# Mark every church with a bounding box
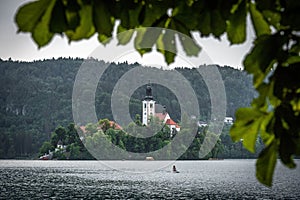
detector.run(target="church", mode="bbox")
[141,83,180,134]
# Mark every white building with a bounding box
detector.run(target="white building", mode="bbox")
[198,121,208,127]
[142,83,180,134]
[224,117,234,125]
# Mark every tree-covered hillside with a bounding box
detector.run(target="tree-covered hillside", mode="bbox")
[0,58,255,158]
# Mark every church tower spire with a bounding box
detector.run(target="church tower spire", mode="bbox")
[144,81,153,100]
[142,82,155,125]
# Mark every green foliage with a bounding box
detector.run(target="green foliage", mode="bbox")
[134,114,141,125]
[65,3,95,41]
[45,123,93,160]
[81,118,263,160]
[256,138,278,187]
[54,150,66,160]
[249,2,271,37]
[54,126,67,142]
[98,118,111,132]
[226,0,247,44]
[39,141,54,156]
[69,143,81,160]
[233,2,300,185]
[231,108,266,153]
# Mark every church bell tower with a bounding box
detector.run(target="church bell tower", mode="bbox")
[142,83,155,125]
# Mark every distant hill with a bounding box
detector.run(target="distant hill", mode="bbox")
[0,58,255,158]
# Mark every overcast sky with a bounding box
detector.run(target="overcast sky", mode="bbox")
[0,0,256,68]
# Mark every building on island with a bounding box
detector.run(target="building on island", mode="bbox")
[198,117,234,127]
[141,83,180,135]
[224,117,234,125]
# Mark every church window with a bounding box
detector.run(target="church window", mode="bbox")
[150,103,153,108]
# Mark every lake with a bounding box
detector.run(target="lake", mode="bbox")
[0,159,300,199]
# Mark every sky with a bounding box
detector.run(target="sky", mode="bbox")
[0,0,256,69]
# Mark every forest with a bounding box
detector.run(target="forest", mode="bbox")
[0,58,258,159]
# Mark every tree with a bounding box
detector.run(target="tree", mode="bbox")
[54,126,67,143]
[50,132,58,147]
[98,118,111,132]
[134,114,142,126]
[15,0,300,186]
[69,143,81,159]
[39,141,54,156]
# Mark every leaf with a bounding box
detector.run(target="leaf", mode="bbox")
[49,0,68,33]
[281,0,300,31]
[274,103,300,169]
[66,4,95,41]
[171,18,201,57]
[98,33,111,45]
[134,28,147,56]
[137,28,162,55]
[260,113,275,147]
[197,10,211,36]
[256,139,278,187]
[230,107,265,153]
[274,64,300,100]
[117,26,134,45]
[226,0,247,44]
[156,29,177,65]
[128,4,143,28]
[178,34,201,57]
[290,42,300,54]
[262,10,281,30]
[65,0,81,30]
[172,2,198,30]
[118,8,130,29]
[249,2,271,37]
[138,5,146,25]
[92,0,114,44]
[141,2,168,27]
[283,56,300,66]
[279,134,297,169]
[244,35,282,88]
[15,0,51,32]
[133,27,162,57]
[251,83,272,110]
[32,0,57,48]
[211,10,226,38]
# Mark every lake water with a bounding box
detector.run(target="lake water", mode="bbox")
[0,159,300,199]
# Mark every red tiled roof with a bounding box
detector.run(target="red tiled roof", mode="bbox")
[80,121,122,134]
[80,126,86,133]
[109,121,122,130]
[166,118,177,125]
[155,113,167,121]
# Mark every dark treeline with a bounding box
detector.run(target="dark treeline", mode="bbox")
[0,58,256,158]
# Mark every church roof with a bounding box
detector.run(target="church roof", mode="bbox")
[109,121,122,130]
[166,118,177,125]
[79,121,122,134]
[155,113,167,121]
[80,126,86,133]
[144,83,153,100]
